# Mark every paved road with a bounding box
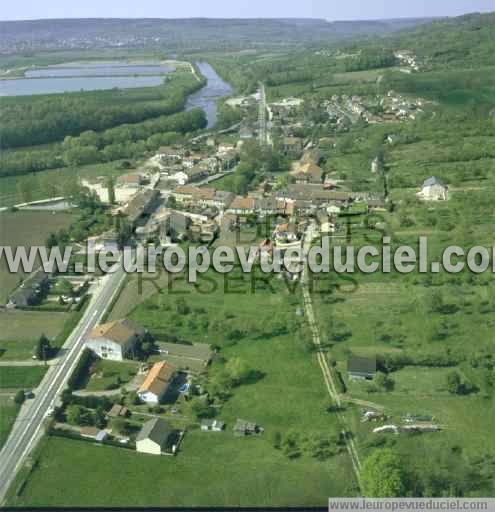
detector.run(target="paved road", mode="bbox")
[0,262,126,504]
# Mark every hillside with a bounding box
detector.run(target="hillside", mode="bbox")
[0,17,439,54]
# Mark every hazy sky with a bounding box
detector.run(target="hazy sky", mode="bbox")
[1,0,494,21]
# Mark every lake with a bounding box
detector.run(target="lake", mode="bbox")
[0,61,174,96]
[186,62,233,128]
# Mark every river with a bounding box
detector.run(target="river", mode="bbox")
[185,62,233,128]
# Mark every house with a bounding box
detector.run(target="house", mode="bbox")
[371,156,383,174]
[138,361,176,405]
[417,177,448,201]
[120,189,160,228]
[290,161,323,184]
[7,268,51,309]
[233,419,263,437]
[217,149,238,170]
[347,355,376,380]
[107,404,129,419]
[227,196,256,215]
[163,212,191,242]
[201,420,225,432]
[136,418,174,455]
[273,222,299,243]
[85,318,145,361]
[158,146,184,164]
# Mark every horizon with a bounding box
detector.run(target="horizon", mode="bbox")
[1,0,494,22]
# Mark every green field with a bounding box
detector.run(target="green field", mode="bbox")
[0,210,76,303]
[11,433,352,507]
[0,366,47,389]
[84,359,139,392]
[0,404,18,449]
[0,160,132,208]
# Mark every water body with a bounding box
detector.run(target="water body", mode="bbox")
[0,61,173,97]
[185,62,233,128]
[25,64,174,78]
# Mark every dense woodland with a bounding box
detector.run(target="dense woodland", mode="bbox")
[0,72,204,149]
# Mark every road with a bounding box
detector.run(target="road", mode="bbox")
[301,224,363,492]
[258,82,269,147]
[0,262,126,504]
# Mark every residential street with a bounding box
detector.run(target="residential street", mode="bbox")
[0,263,126,504]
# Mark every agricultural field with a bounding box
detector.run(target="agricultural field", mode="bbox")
[0,210,76,303]
[0,366,47,389]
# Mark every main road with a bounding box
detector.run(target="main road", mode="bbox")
[0,262,126,503]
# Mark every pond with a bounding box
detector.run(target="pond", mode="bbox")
[0,61,174,96]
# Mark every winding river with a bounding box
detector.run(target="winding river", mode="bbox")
[185,62,233,128]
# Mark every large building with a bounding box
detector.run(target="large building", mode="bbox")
[85,319,145,361]
[138,361,176,404]
[136,418,174,456]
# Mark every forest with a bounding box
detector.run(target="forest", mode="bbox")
[0,72,204,149]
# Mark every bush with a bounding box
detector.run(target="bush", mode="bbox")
[67,349,94,390]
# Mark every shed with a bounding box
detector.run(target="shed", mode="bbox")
[347,355,376,380]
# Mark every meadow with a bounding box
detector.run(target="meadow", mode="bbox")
[0,366,47,389]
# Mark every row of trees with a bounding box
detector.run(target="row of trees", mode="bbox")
[0,108,205,179]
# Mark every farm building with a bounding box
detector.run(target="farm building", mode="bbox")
[201,420,225,432]
[347,355,376,380]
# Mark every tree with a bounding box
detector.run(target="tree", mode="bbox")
[225,357,253,386]
[375,372,395,392]
[361,449,407,497]
[66,405,84,425]
[95,406,107,429]
[111,417,128,435]
[190,398,215,419]
[14,390,25,406]
[33,334,52,361]
[17,176,35,203]
[106,176,116,205]
[271,431,282,449]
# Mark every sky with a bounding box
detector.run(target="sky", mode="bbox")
[1,0,494,21]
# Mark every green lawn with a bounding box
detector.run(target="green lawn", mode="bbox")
[85,359,139,392]
[0,366,47,389]
[11,434,353,507]
[0,404,18,449]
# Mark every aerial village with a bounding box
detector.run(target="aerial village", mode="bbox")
[6,67,448,457]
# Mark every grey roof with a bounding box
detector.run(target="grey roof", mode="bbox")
[423,176,447,188]
[136,418,173,447]
[347,355,376,375]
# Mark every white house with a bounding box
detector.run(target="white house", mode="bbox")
[136,418,174,455]
[85,318,145,361]
[417,177,448,201]
[137,361,176,404]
